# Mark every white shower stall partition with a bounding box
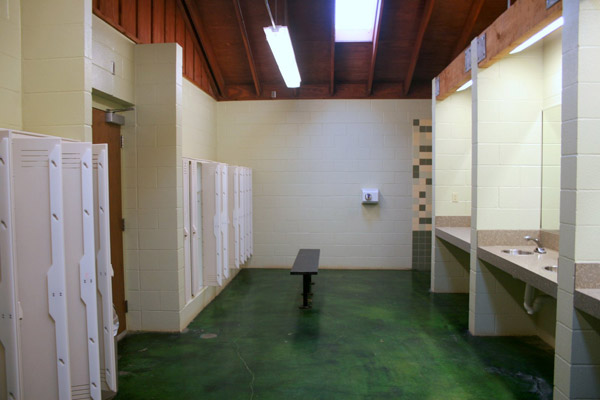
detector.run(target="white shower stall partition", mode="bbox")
[239,167,246,264]
[62,143,101,400]
[228,166,240,270]
[190,160,204,295]
[0,133,22,400]
[182,159,193,303]
[201,161,223,287]
[220,164,229,280]
[10,134,72,400]
[249,169,253,257]
[92,144,117,395]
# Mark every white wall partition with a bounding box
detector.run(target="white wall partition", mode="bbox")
[201,161,223,287]
[229,166,240,270]
[220,165,229,280]
[62,143,101,400]
[92,144,117,394]
[0,134,21,400]
[11,134,71,399]
[182,159,193,303]
[190,161,204,294]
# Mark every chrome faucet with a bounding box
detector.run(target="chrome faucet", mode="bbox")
[524,236,546,254]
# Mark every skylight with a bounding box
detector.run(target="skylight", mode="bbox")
[335,0,379,42]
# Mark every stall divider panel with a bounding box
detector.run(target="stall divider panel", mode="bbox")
[221,165,229,279]
[182,159,192,303]
[92,145,117,393]
[229,166,240,269]
[62,143,101,400]
[201,162,222,287]
[239,168,245,264]
[0,134,22,400]
[249,170,253,256]
[12,138,71,399]
[190,161,203,294]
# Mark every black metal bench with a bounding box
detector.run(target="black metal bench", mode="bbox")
[290,249,320,309]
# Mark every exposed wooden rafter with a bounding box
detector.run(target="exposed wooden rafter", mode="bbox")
[233,0,261,96]
[403,0,435,96]
[179,0,226,97]
[329,0,335,96]
[367,0,384,95]
[452,0,485,59]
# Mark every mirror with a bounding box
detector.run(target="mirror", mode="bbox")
[541,104,561,231]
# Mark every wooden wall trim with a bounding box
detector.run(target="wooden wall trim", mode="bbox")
[436,50,470,102]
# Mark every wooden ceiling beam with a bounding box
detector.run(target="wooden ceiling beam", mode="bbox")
[179,0,226,97]
[403,0,435,96]
[329,0,335,95]
[452,0,485,58]
[367,0,384,95]
[233,0,261,96]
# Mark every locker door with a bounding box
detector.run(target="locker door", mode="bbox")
[239,168,245,264]
[229,167,239,269]
[190,161,203,294]
[62,143,101,400]
[221,165,229,279]
[182,159,192,303]
[12,138,71,400]
[0,135,22,400]
[249,169,253,256]
[201,162,222,286]
[92,145,117,393]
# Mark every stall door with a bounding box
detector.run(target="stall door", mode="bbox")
[92,108,126,334]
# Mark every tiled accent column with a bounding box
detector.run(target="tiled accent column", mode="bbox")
[127,43,183,331]
[412,119,433,270]
[21,0,93,141]
[554,2,600,398]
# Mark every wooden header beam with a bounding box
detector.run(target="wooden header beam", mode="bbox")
[233,0,261,96]
[367,0,384,95]
[435,0,562,101]
[403,0,435,96]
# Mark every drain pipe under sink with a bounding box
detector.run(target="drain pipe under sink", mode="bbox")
[523,283,552,315]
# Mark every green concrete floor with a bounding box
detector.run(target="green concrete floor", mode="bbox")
[115,270,554,400]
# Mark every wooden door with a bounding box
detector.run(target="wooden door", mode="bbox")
[92,108,126,334]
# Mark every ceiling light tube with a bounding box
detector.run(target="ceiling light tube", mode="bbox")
[510,16,563,54]
[457,80,472,92]
[264,26,302,88]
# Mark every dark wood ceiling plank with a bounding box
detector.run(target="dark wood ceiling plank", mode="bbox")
[137,0,152,43]
[233,0,261,96]
[179,0,226,96]
[165,0,177,43]
[329,0,335,95]
[367,0,384,95]
[403,0,435,95]
[452,0,485,58]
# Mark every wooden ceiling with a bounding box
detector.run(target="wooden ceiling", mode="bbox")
[179,0,510,100]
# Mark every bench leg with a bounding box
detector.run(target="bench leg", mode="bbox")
[300,274,312,309]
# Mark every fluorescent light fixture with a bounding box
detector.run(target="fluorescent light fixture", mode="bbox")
[264,25,301,88]
[510,17,563,54]
[457,80,472,92]
[335,0,378,42]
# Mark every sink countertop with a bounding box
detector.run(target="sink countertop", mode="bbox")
[575,289,600,320]
[477,246,558,298]
[435,227,471,253]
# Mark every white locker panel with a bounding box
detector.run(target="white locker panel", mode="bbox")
[62,143,101,400]
[0,135,22,400]
[239,168,246,264]
[228,166,240,269]
[12,138,72,400]
[182,159,192,303]
[220,165,229,279]
[190,161,203,294]
[92,145,117,394]
[201,162,222,286]
[249,169,253,257]
[244,168,250,261]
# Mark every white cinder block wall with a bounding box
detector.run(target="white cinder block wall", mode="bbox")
[217,99,431,269]
[0,0,22,130]
[434,89,472,216]
[182,79,217,160]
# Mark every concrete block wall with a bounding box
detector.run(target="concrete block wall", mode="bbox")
[554,1,600,398]
[0,0,21,130]
[21,0,92,141]
[217,99,431,269]
[182,79,217,160]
